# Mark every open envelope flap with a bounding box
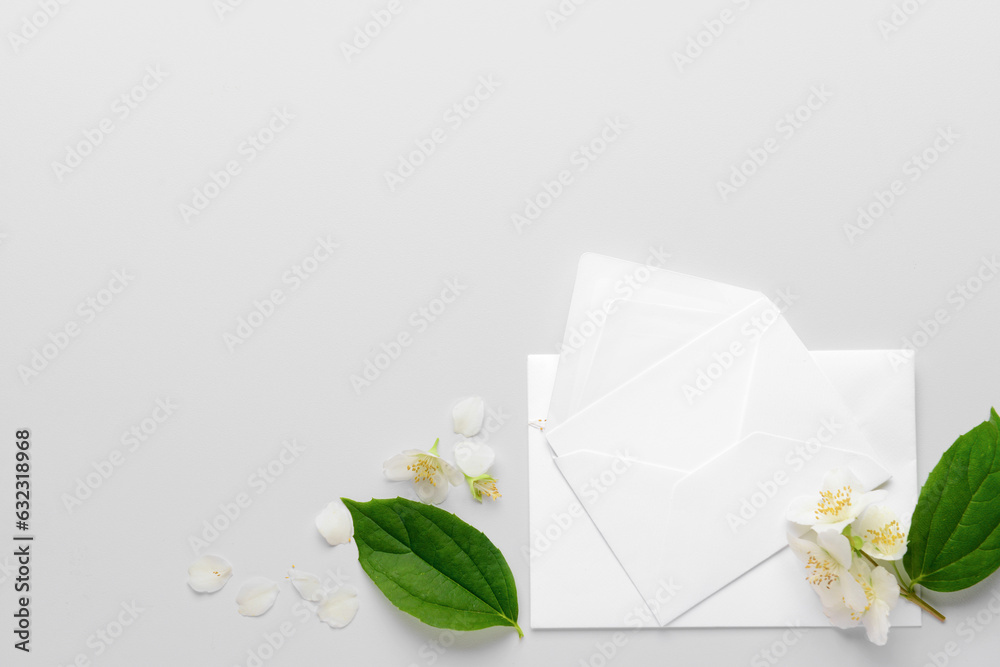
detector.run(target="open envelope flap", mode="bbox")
[549,253,762,427]
[546,298,891,488]
[578,300,731,412]
[545,300,765,470]
[737,305,890,490]
[555,433,889,626]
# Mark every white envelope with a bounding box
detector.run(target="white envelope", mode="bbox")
[528,350,920,628]
[532,255,913,627]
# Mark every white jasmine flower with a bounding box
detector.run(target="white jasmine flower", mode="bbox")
[786,468,887,532]
[787,531,867,612]
[821,558,900,646]
[187,554,233,593]
[452,396,484,437]
[287,567,324,602]
[315,501,353,546]
[467,474,502,503]
[236,576,279,617]
[383,439,462,504]
[454,440,495,477]
[318,587,359,628]
[852,505,908,561]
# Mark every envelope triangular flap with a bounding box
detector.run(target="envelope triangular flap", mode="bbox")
[545,299,769,471]
[578,299,731,413]
[737,308,890,490]
[548,253,763,427]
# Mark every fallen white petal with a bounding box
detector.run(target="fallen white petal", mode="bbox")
[236,577,279,617]
[452,396,484,438]
[454,440,495,477]
[288,568,324,602]
[318,587,359,628]
[188,554,233,593]
[315,501,353,546]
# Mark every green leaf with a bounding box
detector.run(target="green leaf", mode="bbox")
[904,408,1000,592]
[341,497,522,637]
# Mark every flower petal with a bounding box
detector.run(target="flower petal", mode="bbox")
[453,440,495,477]
[315,501,353,546]
[288,568,324,602]
[854,504,908,560]
[383,453,417,481]
[861,601,892,645]
[414,476,449,504]
[318,587,359,628]
[188,554,233,593]
[452,396,484,438]
[871,564,901,609]
[817,531,853,571]
[786,494,822,526]
[439,458,464,486]
[236,577,279,617]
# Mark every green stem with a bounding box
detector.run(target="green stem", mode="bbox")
[859,551,945,622]
[513,620,524,638]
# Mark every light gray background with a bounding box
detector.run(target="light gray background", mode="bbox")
[2,1,999,665]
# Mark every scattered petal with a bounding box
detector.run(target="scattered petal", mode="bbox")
[236,577,279,617]
[454,441,495,477]
[453,396,484,438]
[288,568,324,602]
[317,587,359,628]
[187,554,233,593]
[315,501,354,546]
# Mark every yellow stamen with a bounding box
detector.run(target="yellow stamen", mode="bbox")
[407,455,439,486]
[866,521,905,552]
[814,486,853,520]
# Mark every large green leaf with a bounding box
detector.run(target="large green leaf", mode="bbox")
[341,497,522,636]
[904,409,1000,592]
